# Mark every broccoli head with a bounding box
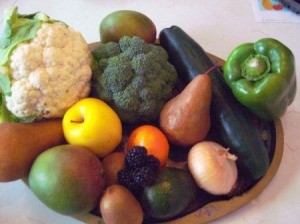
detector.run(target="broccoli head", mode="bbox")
[92,36,178,124]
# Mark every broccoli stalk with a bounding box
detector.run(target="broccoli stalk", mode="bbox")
[92,36,178,124]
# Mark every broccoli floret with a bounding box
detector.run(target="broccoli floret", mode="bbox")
[92,36,178,124]
[138,99,165,121]
[131,54,157,76]
[96,87,112,104]
[99,55,133,93]
[118,36,132,52]
[131,76,147,89]
[148,44,169,63]
[139,87,156,101]
[106,54,131,67]
[119,36,151,59]
[113,87,140,111]
[112,86,141,123]
[158,63,178,86]
[92,42,121,61]
[98,58,108,71]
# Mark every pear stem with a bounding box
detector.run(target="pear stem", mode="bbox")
[204,65,223,76]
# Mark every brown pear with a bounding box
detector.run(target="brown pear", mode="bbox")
[0,119,66,182]
[159,74,212,147]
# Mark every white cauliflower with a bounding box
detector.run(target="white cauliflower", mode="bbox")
[0,7,92,122]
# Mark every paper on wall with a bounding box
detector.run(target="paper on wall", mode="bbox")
[251,0,300,23]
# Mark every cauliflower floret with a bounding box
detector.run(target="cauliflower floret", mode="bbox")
[5,23,92,120]
[33,23,70,48]
[9,43,43,79]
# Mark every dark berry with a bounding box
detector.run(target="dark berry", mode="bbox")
[117,169,133,186]
[117,169,141,194]
[133,166,156,187]
[125,146,147,168]
[145,155,160,171]
[125,180,142,194]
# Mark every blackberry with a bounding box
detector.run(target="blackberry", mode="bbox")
[117,169,141,193]
[126,181,142,194]
[117,169,133,186]
[133,166,156,187]
[145,155,160,171]
[120,146,161,193]
[125,146,147,168]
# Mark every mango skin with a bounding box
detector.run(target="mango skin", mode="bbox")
[100,10,157,43]
[28,144,105,215]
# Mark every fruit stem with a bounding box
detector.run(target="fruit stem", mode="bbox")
[204,65,223,76]
[70,119,84,124]
[218,148,238,161]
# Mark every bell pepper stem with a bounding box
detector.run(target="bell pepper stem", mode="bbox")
[241,54,271,81]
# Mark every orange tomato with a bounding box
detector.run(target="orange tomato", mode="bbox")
[127,125,169,167]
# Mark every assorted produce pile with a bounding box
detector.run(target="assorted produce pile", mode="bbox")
[0,7,297,224]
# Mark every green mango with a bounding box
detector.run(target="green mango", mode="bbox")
[28,144,105,215]
[100,10,156,43]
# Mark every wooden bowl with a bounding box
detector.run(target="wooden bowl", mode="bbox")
[71,43,284,224]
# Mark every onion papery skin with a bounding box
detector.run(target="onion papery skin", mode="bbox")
[188,141,238,195]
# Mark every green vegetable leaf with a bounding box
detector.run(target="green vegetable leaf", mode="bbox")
[19,12,39,19]
[0,66,11,96]
[0,93,18,123]
[0,7,18,49]
[0,6,66,66]
[34,12,50,21]
[0,21,12,49]
[17,113,39,123]
[21,11,68,26]
[0,75,11,96]
[3,6,18,23]
[0,12,42,65]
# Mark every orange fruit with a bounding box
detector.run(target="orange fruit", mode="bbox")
[127,125,169,167]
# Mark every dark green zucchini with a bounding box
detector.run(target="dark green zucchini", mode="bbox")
[159,26,270,181]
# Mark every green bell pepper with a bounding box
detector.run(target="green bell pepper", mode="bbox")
[223,38,297,121]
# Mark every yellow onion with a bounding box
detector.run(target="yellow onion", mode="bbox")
[188,141,238,195]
